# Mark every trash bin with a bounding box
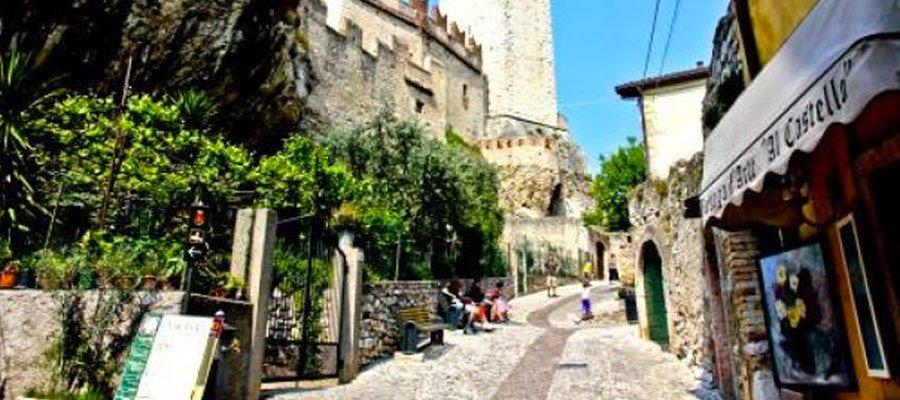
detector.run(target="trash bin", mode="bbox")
[402,321,419,354]
[623,292,638,323]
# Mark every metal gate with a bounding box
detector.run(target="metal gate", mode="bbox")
[262,219,345,382]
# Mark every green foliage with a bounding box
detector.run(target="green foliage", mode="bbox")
[39,290,147,398]
[702,68,746,131]
[37,94,253,241]
[583,136,647,231]
[252,135,356,218]
[0,51,60,251]
[171,89,217,131]
[323,113,504,280]
[23,234,184,290]
[25,388,108,400]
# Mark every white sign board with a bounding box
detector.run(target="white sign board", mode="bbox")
[115,314,216,400]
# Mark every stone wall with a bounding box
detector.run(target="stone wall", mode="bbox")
[0,290,185,399]
[628,154,709,368]
[302,0,488,141]
[358,278,511,366]
[503,217,595,276]
[605,232,636,285]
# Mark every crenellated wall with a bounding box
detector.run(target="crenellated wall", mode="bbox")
[302,0,487,140]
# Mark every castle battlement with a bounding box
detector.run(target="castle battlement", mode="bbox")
[477,137,557,151]
[319,0,483,71]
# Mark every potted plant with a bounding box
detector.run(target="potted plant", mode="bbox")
[0,261,20,289]
[0,240,18,289]
[29,249,76,290]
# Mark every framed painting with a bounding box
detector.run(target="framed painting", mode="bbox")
[758,242,853,388]
[836,214,890,378]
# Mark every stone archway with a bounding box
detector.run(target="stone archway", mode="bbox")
[595,241,606,280]
[640,241,670,348]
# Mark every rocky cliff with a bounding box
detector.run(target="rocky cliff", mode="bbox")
[0,0,316,149]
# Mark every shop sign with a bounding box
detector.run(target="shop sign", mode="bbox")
[701,53,855,219]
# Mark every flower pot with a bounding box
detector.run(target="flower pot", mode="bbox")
[209,287,227,298]
[160,278,176,291]
[0,270,18,289]
[141,275,159,291]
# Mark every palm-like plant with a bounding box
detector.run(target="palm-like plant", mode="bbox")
[174,89,217,131]
[0,52,60,248]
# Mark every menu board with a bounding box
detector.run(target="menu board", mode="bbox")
[114,314,217,400]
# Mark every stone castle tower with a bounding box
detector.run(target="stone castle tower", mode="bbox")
[442,0,597,277]
[439,0,559,137]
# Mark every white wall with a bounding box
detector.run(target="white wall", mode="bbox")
[641,80,706,179]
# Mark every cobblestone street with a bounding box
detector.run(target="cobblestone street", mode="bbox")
[265,283,717,400]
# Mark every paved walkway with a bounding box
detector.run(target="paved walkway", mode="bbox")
[265,282,717,400]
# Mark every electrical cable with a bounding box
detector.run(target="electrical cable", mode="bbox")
[658,0,683,75]
[642,0,664,78]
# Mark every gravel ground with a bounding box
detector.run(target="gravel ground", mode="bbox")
[264,282,718,400]
[265,284,584,400]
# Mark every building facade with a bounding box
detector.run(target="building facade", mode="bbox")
[614,67,714,378]
[698,1,900,398]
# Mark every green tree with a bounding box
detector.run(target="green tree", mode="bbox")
[323,114,504,280]
[583,136,646,231]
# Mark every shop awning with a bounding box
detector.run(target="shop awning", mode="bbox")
[699,0,900,225]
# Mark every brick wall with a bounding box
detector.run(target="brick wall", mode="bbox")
[713,229,776,400]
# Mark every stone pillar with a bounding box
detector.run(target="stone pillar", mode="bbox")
[336,231,364,383]
[246,209,276,400]
[230,209,255,280]
[714,229,773,400]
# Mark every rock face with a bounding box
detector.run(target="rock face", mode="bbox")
[627,154,710,370]
[1,0,313,149]
[0,290,185,399]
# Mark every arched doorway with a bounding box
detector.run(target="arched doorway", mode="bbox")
[595,241,605,280]
[641,241,669,348]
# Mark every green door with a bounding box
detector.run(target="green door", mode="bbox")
[642,243,669,348]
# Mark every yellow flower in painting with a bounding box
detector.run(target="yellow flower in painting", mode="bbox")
[788,304,802,328]
[796,299,806,318]
[775,300,788,320]
[776,265,788,285]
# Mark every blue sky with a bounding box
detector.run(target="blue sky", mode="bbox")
[552,0,729,173]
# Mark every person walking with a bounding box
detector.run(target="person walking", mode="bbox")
[608,254,619,282]
[545,250,559,297]
[579,278,593,322]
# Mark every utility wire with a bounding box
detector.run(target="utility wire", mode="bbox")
[658,0,683,76]
[642,0,664,78]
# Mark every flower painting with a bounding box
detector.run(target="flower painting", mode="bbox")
[759,243,852,388]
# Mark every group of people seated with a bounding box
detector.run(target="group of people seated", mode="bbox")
[440,279,510,334]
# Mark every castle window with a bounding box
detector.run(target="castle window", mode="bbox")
[462,84,469,110]
[415,99,425,114]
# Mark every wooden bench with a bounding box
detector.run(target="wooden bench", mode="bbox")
[398,306,448,353]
